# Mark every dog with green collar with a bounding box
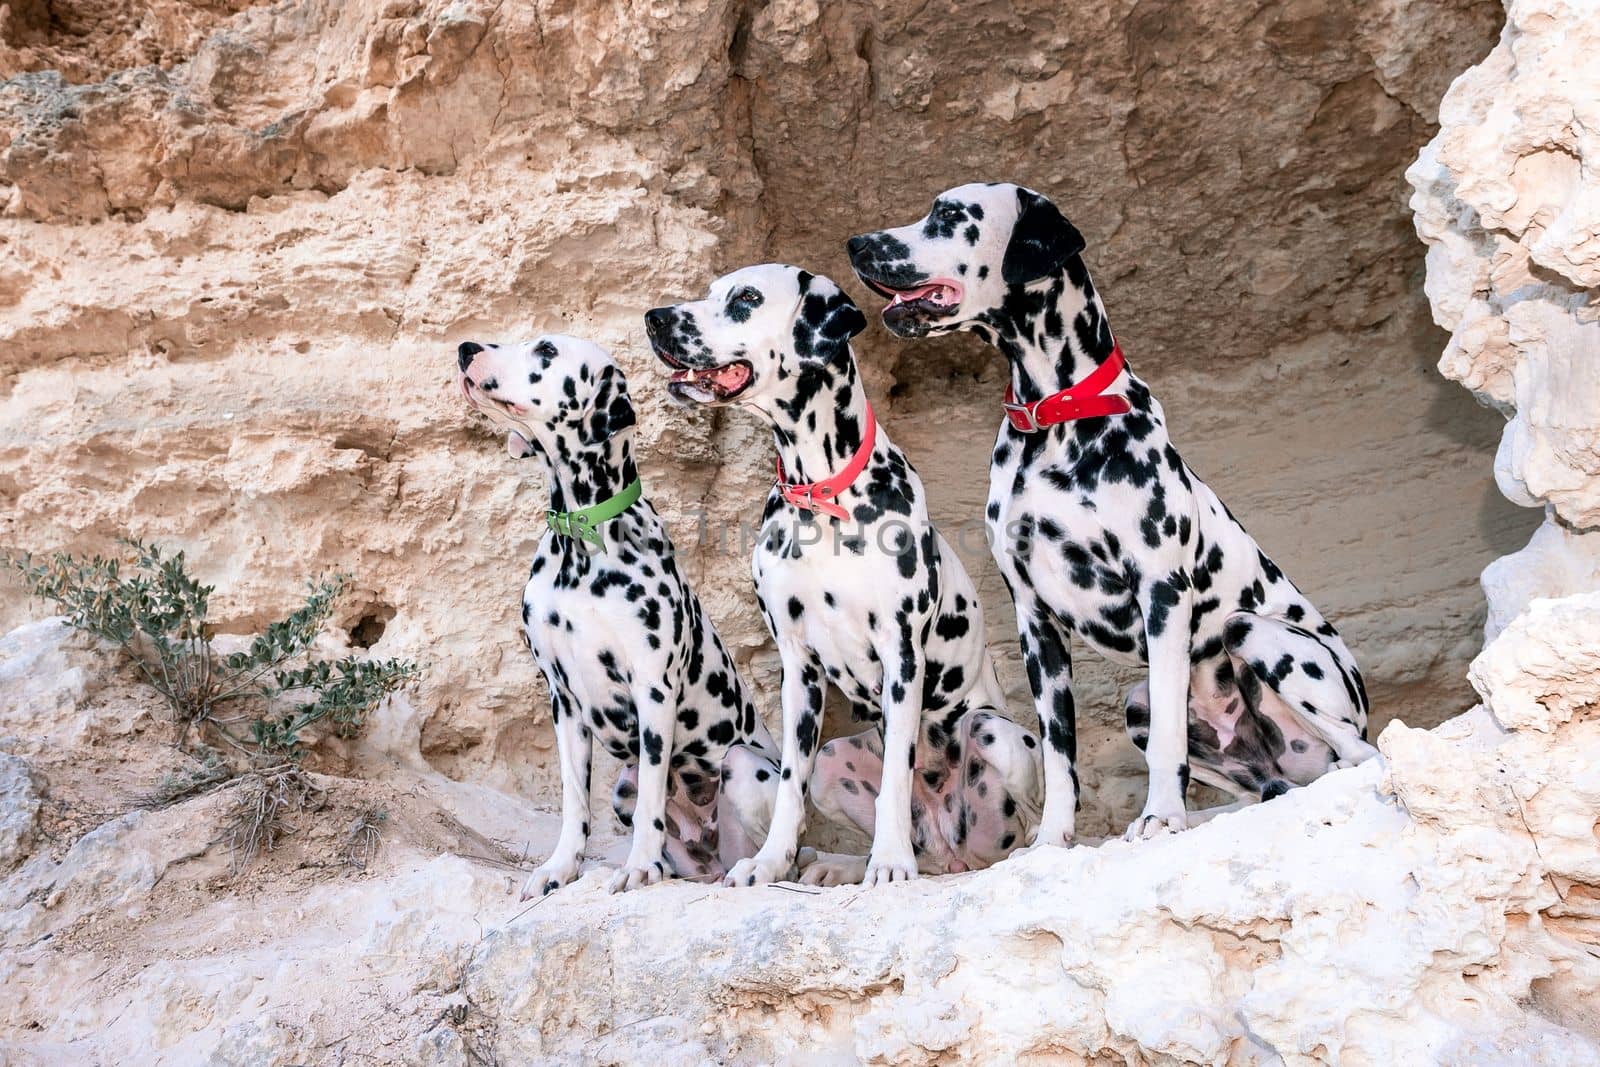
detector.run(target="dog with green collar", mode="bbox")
[456,333,778,896]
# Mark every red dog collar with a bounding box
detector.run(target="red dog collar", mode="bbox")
[1003,342,1131,432]
[776,402,877,522]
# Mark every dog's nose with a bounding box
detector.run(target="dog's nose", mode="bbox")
[643,308,673,341]
[457,341,483,372]
[846,234,872,262]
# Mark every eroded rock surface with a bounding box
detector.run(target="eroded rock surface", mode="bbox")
[0,752,39,870]
[1409,0,1600,629]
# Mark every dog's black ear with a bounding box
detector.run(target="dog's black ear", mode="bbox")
[823,293,868,342]
[506,430,537,459]
[583,363,636,443]
[1001,187,1085,286]
[794,271,867,358]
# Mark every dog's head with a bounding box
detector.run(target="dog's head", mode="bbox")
[645,263,867,415]
[455,333,635,459]
[845,182,1084,338]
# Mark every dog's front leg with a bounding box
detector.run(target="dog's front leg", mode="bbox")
[1014,596,1079,849]
[864,624,922,885]
[1125,572,1196,841]
[723,644,823,887]
[522,685,592,898]
[609,684,676,892]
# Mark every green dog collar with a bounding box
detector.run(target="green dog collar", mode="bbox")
[546,478,642,550]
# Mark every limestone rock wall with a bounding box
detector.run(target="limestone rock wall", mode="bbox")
[1408,0,1600,636]
[3,3,1600,1062]
[0,0,1522,831]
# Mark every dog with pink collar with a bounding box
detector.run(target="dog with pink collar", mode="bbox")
[647,264,1044,887]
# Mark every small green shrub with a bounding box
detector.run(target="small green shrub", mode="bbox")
[4,539,419,766]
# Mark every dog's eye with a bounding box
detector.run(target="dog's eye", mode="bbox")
[938,204,964,223]
[729,287,763,308]
[534,341,558,360]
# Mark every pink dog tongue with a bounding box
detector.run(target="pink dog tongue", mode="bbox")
[670,363,750,394]
[711,363,750,392]
[888,282,956,308]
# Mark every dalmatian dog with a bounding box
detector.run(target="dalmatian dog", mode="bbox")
[456,334,780,895]
[847,183,1377,845]
[645,265,1044,887]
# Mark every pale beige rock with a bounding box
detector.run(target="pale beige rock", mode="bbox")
[0,752,39,869]
[0,618,117,753]
[1468,590,1600,733]
[0,803,220,946]
[1409,0,1600,540]
[1482,517,1600,639]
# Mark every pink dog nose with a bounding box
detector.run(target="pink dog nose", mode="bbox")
[457,341,483,372]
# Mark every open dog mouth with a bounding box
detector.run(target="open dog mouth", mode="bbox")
[664,359,754,403]
[859,276,964,332]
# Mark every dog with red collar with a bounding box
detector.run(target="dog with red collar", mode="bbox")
[848,182,1378,847]
[647,264,1044,887]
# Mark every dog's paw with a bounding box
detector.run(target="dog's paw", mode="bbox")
[520,856,581,900]
[722,851,792,887]
[862,847,918,887]
[1022,819,1075,851]
[606,857,669,894]
[797,851,869,887]
[1123,809,1189,842]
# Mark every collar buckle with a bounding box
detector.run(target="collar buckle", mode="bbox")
[775,402,877,523]
[1003,400,1041,434]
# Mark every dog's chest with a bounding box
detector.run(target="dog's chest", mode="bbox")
[522,535,679,720]
[753,523,891,701]
[987,432,1178,666]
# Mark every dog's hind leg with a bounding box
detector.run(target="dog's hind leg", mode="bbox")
[1223,612,1378,775]
[611,764,639,828]
[807,728,884,838]
[522,684,592,899]
[794,729,881,885]
[1123,679,1270,805]
[962,708,1044,833]
[617,756,742,882]
[716,742,779,868]
[660,763,724,883]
